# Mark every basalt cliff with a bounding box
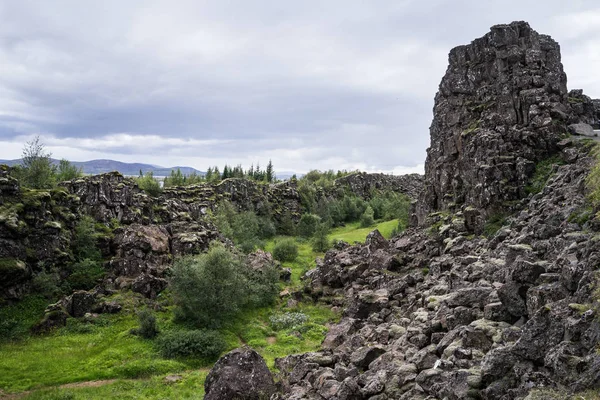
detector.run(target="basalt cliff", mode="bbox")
[203,21,600,400]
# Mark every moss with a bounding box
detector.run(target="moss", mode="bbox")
[568,206,594,226]
[586,144,600,208]
[461,120,481,137]
[568,303,591,314]
[483,212,508,238]
[43,221,62,230]
[526,155,564,195]
[0,258,27,275]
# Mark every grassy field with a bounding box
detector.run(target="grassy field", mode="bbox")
[0,219,397,399]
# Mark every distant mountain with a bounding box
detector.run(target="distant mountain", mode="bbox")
[0,158,204,177]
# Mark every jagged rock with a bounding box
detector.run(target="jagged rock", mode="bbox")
[131,274,168,299]
[416,21,568,229]
[204,347,276,400]
[350,346,386,370]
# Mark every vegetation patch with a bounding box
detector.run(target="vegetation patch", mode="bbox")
[526,155,564,195]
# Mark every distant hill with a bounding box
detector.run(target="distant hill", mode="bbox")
[0,158,204,177]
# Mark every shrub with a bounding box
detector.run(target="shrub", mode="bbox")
[269,312,308,330]
[312,223,331,253]
[56,159,82,182]
[272,238,299,262]
[136,309,159,339]
[72,216,101,261]
[170,244,278,327]
[170,245,247,327]
[297,213,320,238]
[136,172,162,197]
[156,330,226,360]
[360,205,375,228]
[19,136,57,189]
[277,212,296,236]
[66,258,104,290]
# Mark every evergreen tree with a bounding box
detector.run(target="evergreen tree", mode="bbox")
[266,159,274,183]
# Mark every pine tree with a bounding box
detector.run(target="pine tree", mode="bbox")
[266,160,274,183]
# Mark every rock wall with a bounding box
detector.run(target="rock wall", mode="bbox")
[416,21,569,229]
[334,172,423,200]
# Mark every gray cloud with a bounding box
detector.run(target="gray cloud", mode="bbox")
[0,0,598,173]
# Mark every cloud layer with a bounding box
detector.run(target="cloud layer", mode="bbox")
[0,0,598,174]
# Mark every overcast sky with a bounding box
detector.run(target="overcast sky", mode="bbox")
[0,1,598,174]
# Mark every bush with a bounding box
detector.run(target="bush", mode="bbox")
[312,223,330,253]
[170,245,247,327]
[136,172,162,197]
[72,216,101,261]
[66,258,104,290]
[360,205,375,228]
[56,159,82,182]
[136,309,158,339]
[170,244,279,327]
[19,136,57,189]
[269,312,308,330]
[272,238,299,262]
[156,330,225,360]
[297,213,320,238]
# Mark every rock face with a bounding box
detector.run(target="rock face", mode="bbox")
[334,173,424,201]
[416,21,569,229]
[204,347,276,400]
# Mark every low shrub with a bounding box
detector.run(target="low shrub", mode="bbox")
[156,330,226,360]
[272,238,299,262]
[136,309,158,339]
[269,312,308,330]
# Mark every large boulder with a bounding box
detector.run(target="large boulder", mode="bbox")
[204,347,276,400]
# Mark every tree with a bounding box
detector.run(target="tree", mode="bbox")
[136,172,162,197]
[169,244,278,327]
[360,205,375,228]
[297,213,320,238]
[312,223,330,253]
[266,160,274,183]
[56,159,82,182]
[20,136,56,189]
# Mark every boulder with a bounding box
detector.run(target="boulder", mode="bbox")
[204,347,276,400]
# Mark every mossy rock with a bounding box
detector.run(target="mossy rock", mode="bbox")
[0,258,29,287]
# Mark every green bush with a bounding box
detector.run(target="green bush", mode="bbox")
[156,330,226,360]
[135,309,159,339]
[297,213,320,238]
[66,259,104,290]
[72,216,101,261]
[272,238,299,262]
[136,172,162,197]
[360,205,375,228]
[170,244,278,327]
[18,136,57,189]
[526,155,564,195]
[56,159,82,182]
[312,223,331,253]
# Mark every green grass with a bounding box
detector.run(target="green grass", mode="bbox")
[328,219,399,244]
[0,295,49,341]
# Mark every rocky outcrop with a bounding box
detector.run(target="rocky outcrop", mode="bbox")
[416,21,569,230]
[334,173,423,200]
[275,140,600,399]
[204,347,276,400]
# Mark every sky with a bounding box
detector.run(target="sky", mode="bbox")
[0,1,598,175]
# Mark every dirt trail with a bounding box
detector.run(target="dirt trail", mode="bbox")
[0,379,118,399]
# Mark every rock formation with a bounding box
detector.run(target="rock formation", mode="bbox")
[416,21,570,230]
